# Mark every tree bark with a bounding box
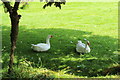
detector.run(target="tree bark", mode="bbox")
[8,6,21,75]
[8,13,21,74]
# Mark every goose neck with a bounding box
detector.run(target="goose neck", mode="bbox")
[85,42,88,49]
[46,38,50,45]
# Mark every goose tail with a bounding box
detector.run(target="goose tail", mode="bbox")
[31,44,35,48]
[31,44,35,46]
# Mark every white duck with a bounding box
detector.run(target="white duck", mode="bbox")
[31,35,53,52]
[76,39,90,54]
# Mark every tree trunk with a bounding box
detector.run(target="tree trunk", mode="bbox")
[8,12,21,74]
[2,0,21,75]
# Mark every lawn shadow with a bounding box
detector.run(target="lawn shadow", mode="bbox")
[2,25,118,77]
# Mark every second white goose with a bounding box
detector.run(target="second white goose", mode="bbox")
[76,39,90,54]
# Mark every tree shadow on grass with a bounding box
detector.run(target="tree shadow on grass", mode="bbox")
[2,25,118,77]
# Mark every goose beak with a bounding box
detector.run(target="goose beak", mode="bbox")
[51,35,53,38]
[87,42,90,46]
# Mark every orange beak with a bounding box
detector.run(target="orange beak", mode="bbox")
[51,35,53,38]
[87,42,90,46]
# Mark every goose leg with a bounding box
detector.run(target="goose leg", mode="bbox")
[77,52,80,55]
[74,49,80,55]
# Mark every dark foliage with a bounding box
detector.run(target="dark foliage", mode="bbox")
[102,65,120,75]
[20,2,28,9]
[43,0,66,9]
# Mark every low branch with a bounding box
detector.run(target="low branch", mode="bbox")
[1,0,12,14]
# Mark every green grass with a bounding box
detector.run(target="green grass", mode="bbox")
[1,2,119,78]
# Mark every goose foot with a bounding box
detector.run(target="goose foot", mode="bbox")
[77,52,85,55]
[81,53,84,55]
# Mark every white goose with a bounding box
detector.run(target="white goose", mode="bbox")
[76,39,90,54]
[31,35,53,52]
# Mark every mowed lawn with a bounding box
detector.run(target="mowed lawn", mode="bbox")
[1,2,119,78]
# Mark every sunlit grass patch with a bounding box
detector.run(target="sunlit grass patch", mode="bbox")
[1,2,119,78]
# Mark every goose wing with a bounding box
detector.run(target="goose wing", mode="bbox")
[34,43,50,51]
[76,43,86,53]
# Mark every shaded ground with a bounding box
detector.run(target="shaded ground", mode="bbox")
[2,25,118,77]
